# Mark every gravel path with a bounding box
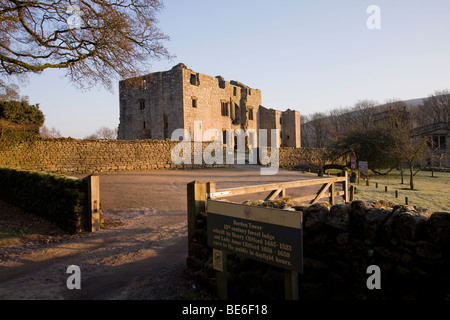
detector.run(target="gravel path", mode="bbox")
[0,165,322,300]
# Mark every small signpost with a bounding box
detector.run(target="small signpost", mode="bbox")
[358,160,368,185]
[358,161,368,173]
[207,200,303,300]
[350,152,357,170]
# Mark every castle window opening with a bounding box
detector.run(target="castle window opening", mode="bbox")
[163,114,169,139]
[432,135,446,150]
[139,100,146,111]
[248,107,254,120]
[233,87,237,96]
[221,101,229,117]
[192,97,198,108]
[190,73,199,86]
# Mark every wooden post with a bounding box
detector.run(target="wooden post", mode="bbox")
[207,182,228,299]
[285,270,299,300]
[405,197,409,205]
[206,182,216,198]
[349,186,355,202]
[376,182,378,188]
[329,183,335,205]
[395,190,398,198]
[385,186,388,193]
[216,251,228,300]
[87,175,100,232]
[187,181,206,256]
[343,171,349,203]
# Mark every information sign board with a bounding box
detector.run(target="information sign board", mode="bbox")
[207,200,303,273]
[359,161,368,173]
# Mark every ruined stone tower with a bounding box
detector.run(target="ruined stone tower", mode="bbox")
[118,63,301,148]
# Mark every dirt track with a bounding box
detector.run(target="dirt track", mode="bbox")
[0,165,324,300]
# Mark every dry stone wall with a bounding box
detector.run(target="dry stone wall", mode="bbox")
[0,139,338,174]
[279,147,342,169]
[0,139,230,174]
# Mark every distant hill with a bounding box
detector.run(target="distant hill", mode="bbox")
[402,98,426,107]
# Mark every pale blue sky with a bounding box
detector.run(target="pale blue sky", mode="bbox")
[17,0,450,138]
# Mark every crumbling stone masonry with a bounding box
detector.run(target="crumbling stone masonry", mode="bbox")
[118,63,301,148]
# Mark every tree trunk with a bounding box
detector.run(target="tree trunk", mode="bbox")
[400,167,404,184]
[409,164,414,190]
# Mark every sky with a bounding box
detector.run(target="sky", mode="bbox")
[16,0,450,139]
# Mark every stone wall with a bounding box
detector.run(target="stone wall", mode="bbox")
[0,139,229,174]
[259,106,282,148]
[118,65,185,140]
[187,198,450,300]
[278,147,342,168]
[182,66,262,141]
[0,137,338,174]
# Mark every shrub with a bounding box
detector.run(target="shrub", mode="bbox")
[0,167,91,232]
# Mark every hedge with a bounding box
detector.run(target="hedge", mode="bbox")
[0,167,91,233]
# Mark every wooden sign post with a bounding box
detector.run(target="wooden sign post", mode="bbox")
[87,175,100,232]
[358,161,368,185]
[207,199,303,300]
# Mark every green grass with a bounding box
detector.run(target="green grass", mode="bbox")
[0,231,23,246]
[350,170,449,213]
[0,229,45,246]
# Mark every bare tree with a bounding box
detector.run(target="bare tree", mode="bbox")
[327,106,350,144]
[415,90,450,127]
[300,114,311,148]
[306,112,330,148]
[303,100,379,149]
[381,102,431,190]
[0,0,172,90]
[84,126,117,140]
[350,99,378,129]
[391,129,431,190]
[0,79,20,101]
[40,125,62,138]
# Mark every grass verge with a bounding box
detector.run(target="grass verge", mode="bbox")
[350,170,449,212]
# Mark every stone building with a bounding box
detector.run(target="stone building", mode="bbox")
[118,63,301,149]
[413,122,449,168]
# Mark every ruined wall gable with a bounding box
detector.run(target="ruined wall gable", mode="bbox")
[282,109,301,148]
[118,67,184,141]
[181,66,261,144]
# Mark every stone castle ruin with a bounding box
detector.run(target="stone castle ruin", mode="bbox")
[118,63,301,149]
